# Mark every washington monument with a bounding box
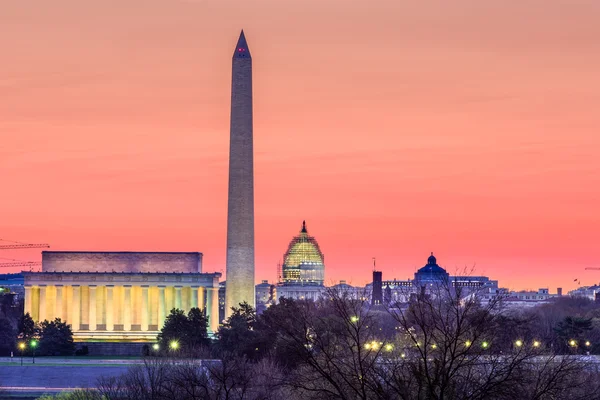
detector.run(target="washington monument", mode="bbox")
[225,30,255,317]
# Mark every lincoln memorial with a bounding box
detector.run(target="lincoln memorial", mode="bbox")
[23,251,221,342]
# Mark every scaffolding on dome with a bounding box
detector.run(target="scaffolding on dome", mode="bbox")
[279,221,325,286]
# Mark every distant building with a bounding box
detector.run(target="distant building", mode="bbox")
[372,271,383,306]
[568,285,600,301]
[279,221,325,286]
[414,253,450,284]
[276,285,324,302]
[0,273,25,301]
[493,288,559,309]
[331,280,367,300]
[366,253,500,304]
[255,280,275,313]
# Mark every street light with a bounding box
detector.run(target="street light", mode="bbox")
[169,341,179,352]
[515,340,523,348]
[569,339,577,348]
[533,341,541,348]
[152,343,160,351]
[482,341,489,349]
[18,342,26,366]
[30,340,38,364]
[465,340,472,348]
[385,344,393,352]
[585,341,591,347]
[350,316,359,323]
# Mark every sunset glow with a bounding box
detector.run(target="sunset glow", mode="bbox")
[1,0,599,291]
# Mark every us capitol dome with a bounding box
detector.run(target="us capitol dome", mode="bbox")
[280,221,325,286]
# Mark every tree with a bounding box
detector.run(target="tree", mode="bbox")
[0,290,15,317]
[187,308,210,349]
[0,318,16,356]
[554,316,593,352]
[254,297,309,367]
[95,356,288,400]
[261,283,600,400]
[157,308,210,353]
[217,302,260,360]
[39,318,75,356]
[18,312,37,341]
[158,309,189,350]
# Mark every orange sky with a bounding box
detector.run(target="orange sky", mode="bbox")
[1,0,599,292]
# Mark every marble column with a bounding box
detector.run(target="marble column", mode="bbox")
[39,285,47,322]
[89,286,97,331]
[72,285,81,331]
[207,287,220,333]
[106,285,114,331]
[199,287,205,311]
[123,285,132,331]
[141,286,149,331]
[24,286,32,317]
[191,287,199,309]
[175,286,182,310]
[55,285,64,321]
[158,286,166,329]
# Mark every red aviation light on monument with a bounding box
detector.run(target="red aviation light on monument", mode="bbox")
[233,30,251,58]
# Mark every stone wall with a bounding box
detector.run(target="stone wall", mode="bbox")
[42,252,202,273]
[78,342,149,356]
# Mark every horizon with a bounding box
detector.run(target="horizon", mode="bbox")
[2,0,599,292]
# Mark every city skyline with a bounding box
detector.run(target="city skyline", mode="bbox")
[2,0,600,292]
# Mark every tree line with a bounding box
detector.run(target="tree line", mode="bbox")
[4,280,600,399]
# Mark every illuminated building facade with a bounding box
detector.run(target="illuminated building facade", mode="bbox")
[24,252,221,343]
[279,221,325,286]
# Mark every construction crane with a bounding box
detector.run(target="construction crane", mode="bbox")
[0,238,49,271]
[0,239,50,250]
[0,261,41,269]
